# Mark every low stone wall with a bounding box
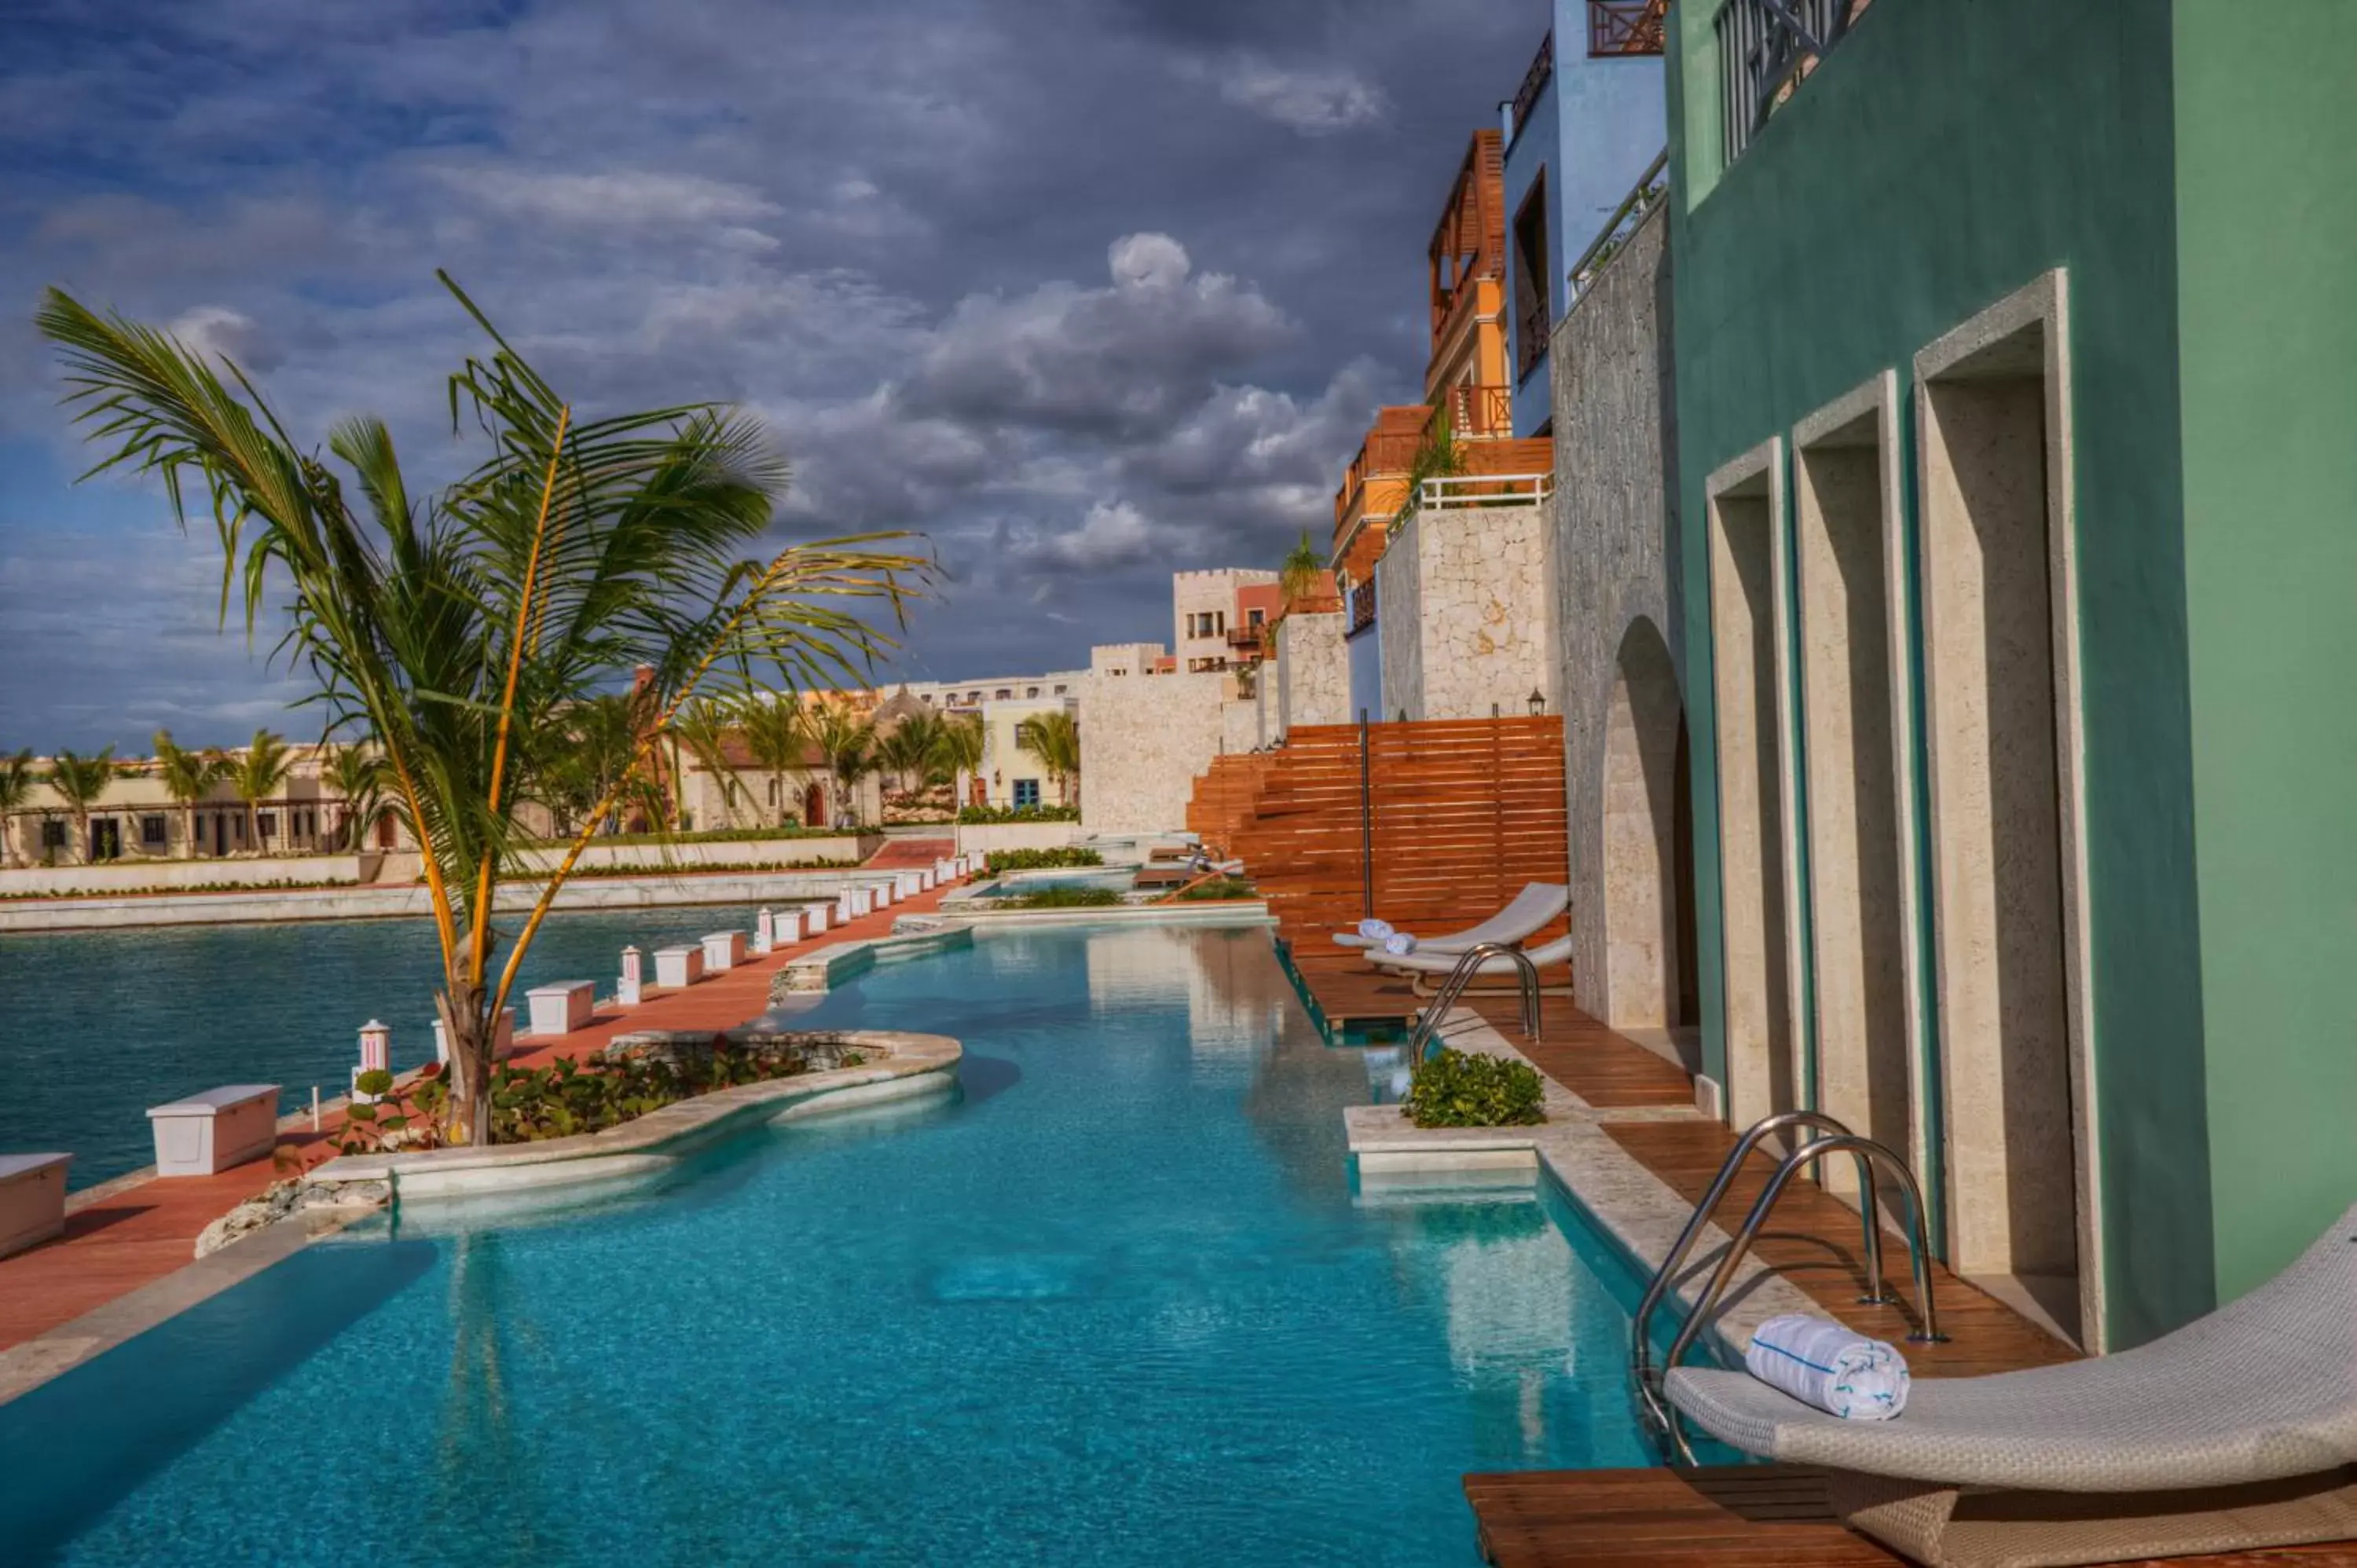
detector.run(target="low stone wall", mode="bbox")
[953,821,1082,856]
[1076,669,1232,834]
[1276,610,1349,735]
[0,852,365,898]
[1380,503,1557,723]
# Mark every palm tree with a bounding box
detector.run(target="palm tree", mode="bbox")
[154,729,231,858]
[42,276,927,1142]
[876,709,945,795]
[0,749,36,867]
[527,694,656,837]
[737,695,806,826]
[806,701,876,827]
[324,742,389,851]
[937,713,984,813]
[1279,529,1329,609]
[230,728,295,855]
[46,746,117,863]
[667,698,743,830]
[1017,710,1081,807]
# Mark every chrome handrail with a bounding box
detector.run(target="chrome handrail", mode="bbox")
[1629,1110,1891,1437]
[1406,941,1541,1060]
[1649,1134,1946,1459]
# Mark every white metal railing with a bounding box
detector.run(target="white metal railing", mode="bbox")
[1417,473,1552,512]
[1567,148,1668,308]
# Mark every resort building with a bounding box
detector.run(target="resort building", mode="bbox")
[1497,2,1669,438]
[1,742,383,866]
[1634,0,2357,1354]
[898,670,1083,713]
[976,693,1075,810]
[1088,641,1170,678]
[1171,568,1281,672]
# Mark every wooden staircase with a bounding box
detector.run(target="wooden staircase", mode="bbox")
[1186,718,1569,952]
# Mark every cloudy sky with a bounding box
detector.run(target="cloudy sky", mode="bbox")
[0,0,1548,750]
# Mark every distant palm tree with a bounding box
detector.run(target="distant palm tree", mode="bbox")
[807,701,876,826]
[938,714,984,812]
[0,749,36,867]
[324,743,389,851]
[1017,710,1081,806]
[230,729,295,855]
[877,709,946,794]
[47,746,117,863]
[154,729,231,859]
[667,699,742,830]
[738,695,806,826]
[530,694,658,837]
[1279,529,1329,608]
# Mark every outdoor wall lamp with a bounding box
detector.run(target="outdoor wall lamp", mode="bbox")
[1527,689,1545,716]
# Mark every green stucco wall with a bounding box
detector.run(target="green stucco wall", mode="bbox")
[1667,0,2212,1346]
[2173,0,2357,1306]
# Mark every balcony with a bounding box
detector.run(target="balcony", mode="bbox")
[1587,0,1668,57]
[1509,31,1553,143]
[1330,408,1430,578]
[1397,437,1556,529]
[1428,131,1505,360]
[1717,0,1871,164]
[1432,384,1514,441]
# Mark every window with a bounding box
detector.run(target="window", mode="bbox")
[1248,608,1265,628]
[768,779,781,807]
[1013,779,1042,808]
[41,820,66,849]
[1054,684,1067,694]
[258,811,277,839]
[995,688,1011,701]
[141,815,167,847]
[1512,174,1551,380]
[1025,686,1039,698]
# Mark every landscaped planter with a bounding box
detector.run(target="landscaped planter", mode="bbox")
[147,1084,280,1177]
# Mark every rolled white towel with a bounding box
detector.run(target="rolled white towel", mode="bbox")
[1381,931,1417,955]
[1357,918,1395,940]
[1743,1314,1909,1421]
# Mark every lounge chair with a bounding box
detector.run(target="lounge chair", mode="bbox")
[1331,883,1567,957]
[1373,932,1574,995]
[1664,1200,2357,1567]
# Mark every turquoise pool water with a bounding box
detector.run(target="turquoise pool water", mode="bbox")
[0,925,1667,1564]
[0,903,800,1189]
[968,868,1138,899]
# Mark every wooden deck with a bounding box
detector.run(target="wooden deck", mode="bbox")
[1464,1465,2357,1567]
[0,874,966,1355]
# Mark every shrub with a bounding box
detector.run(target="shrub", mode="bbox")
[1400,1048,1546,1129]
[335,1063,453,1154]
[996,885,1124,910]
[984,847,1103,874]
[957,803,1080,824]
[1174,875,1256,901]
[487,1047,814,1142]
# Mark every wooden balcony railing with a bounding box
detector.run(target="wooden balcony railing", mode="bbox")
[1588,0,1668,57]
[1332,424,1426,543]
[1434,385,1514,441]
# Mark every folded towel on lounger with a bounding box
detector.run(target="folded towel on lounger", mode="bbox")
[1382,932,1417,955]
[1358,918,1394,940]
[1743,1314,1909,1421]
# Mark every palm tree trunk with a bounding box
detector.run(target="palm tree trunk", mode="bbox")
[434,987,495,1146]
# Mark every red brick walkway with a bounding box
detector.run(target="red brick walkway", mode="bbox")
[0,874,965,1353]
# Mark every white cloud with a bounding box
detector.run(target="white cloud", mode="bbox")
[434,167,784,233]
[1024,499,1160,572]
[1176,54,1391,135]
[163,304,283,372]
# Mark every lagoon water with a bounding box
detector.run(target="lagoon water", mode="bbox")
[0,903,788,1188]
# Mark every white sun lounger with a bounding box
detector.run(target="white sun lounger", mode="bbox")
[1332,883,1567,957]
[1666,1201,2357,1566]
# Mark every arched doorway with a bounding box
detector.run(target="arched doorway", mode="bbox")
[1600,617,1696,1034]
[802,781,827,829]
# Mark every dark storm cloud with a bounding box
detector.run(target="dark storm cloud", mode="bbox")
[0,0,1549,748]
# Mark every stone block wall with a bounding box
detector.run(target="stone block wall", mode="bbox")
[1076,670,1230,833]
[1274,610,1349,735]
[1549,203,1688,1033]
[1377,504,1556,724]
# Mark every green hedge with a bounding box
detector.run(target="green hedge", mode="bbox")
[1174,875,1256,901]
[983,847,1105,874]
[1399,1048,1546,1129]
[995,885,1124,910]
[956,804,1080,824]
[519,822,859,848]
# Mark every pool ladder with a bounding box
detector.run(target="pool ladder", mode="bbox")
[1406,942,1542,1061]
[1629,1110,1946,1463]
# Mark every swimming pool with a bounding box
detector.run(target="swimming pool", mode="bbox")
[0,925,1668,1564]
[0,902,805,1189]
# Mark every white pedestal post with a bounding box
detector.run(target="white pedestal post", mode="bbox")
[754,907,776,954]
[353,1019,390,1103]
[618,945,643,1006]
